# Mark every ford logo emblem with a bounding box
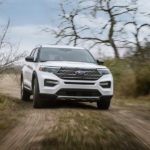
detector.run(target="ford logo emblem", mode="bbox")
[75,70,86,76]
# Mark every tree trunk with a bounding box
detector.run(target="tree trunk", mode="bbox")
[110,39,120,59]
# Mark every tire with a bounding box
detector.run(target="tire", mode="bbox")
[21,81,31,101]
[97,97,111,110]
[33,78,41,108]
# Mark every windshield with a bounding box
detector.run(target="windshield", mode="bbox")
[39,48,96,63]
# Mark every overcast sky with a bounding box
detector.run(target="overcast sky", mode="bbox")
[0,0,150,58]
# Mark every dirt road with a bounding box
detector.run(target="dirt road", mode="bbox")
[0,75,150,150]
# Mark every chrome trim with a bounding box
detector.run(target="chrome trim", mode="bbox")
[55,67,101,80]
[57,96,100,100]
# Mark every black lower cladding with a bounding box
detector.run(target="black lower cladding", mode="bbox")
[56,89,101,97]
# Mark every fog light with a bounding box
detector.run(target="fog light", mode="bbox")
[44,79,59,87]
[100,81,111,88]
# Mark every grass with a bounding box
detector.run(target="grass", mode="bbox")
[113,95,150,107]
[0,95,24,139]
[41,109,148,150]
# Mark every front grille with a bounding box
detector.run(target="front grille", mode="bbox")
[56,89,101,97]
[55,67,101,80]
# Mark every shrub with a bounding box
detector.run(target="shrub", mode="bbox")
[134,64,150,96]
[105,58,150,97]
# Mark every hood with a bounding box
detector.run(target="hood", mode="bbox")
[39,61,107,69]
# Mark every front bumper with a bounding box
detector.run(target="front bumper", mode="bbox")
[37,71,113,98]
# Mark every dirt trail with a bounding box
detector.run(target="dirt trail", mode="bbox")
[109,108,150,148]
[0,109,58,150]
[0,74,20,98]
[0,75,150,149]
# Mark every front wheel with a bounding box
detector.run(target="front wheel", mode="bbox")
[97,97,112,110]
[21,81,31,101]
[33,78,41,108]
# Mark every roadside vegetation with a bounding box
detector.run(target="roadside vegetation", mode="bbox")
[105,42,150,102]
[0,95,25,139]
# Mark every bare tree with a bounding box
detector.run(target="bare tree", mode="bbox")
[124,20,150,55]
[0,20,25,74]
[125,22,150,57]
[119,4,150,58]
[50,0,137,59]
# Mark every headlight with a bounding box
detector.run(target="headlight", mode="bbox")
[39,66,60,74]
[97,69,110,76]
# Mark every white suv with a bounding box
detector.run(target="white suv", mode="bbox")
[21,45,113,109]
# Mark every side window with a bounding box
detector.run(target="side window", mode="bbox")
[33,49,39,61]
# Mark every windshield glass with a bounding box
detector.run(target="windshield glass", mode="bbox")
[39,48,96,63]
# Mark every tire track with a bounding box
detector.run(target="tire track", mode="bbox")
[0,109,58,150]
[108,107,150,149]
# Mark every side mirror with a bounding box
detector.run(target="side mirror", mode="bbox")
[97,59,104,65]
[25,56,34,62]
